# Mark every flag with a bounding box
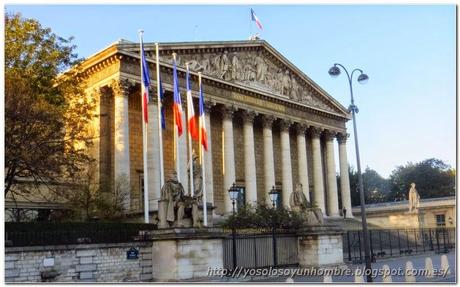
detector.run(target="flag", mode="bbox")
[141,39,150,123]
[198,76,208,151]
[159,76,166,130]
[186,68,198,141]
[251,8,263,30]
[172,56,183,136]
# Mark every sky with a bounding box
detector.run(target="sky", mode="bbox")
[5,4,456,178]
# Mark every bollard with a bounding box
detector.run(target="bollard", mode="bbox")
[323,275,333,283]
[285,277,294,283]
[382,264,392,283]
[425,257,434,278]
[354,269,365,283]
[441,254,451,275]
[405,261,416,282]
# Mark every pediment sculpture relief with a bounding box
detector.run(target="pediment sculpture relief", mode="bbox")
[160,50,336,112]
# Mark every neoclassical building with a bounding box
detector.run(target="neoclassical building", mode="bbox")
[67,39,355,218]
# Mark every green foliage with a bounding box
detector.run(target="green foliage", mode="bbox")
[5,12,96,199]
[387,158,455,201]
[222,204,305,230]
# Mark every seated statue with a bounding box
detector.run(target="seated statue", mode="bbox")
[289,182,323,225]
[160,170,186,226]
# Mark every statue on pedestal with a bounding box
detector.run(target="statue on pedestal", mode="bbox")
[289,183,323,225]
[188,152,203,228]
[408,182,420,213]
[159,171,186,227]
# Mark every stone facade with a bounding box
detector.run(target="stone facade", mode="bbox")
[5,243,152,282]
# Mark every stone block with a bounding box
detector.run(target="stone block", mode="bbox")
[79,256,93,264]
[79,271,93,280]
[5,260,15,269]
[140,273,153,281]
[76,264,97,272]
[76,250,96,257]
[5,269,20,278]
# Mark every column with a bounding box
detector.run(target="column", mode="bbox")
[112,79,131,211]
[280,119,293,208]
[242,110,258,205]
[338,132,353,218]
[178,105,188,195]
[310,127,325,215]
[262,115,276,206]
[222,105,236,213]
[147,94,161,211]
[296,123,310,202]
[325,130,340,217]
[204,101,215,207]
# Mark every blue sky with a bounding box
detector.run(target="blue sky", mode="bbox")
[6,4,456,178]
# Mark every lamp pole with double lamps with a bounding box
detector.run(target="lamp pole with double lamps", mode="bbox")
[328,63,372,282]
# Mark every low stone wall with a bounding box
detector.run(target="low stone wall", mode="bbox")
[297,225,344,266]
[5,242,152,282]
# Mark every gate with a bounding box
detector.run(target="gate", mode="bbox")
[223,228,298,269]
[344,227,455,263]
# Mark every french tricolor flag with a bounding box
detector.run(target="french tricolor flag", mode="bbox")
[186,67,198,141]
[198,75,208,151]
[140,39,150,123]
[251,8,263,30]
[172,55,183,136]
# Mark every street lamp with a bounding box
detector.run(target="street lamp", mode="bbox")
[228,182,239,271]
[228,183,240,215]
[269,186,278,208]
[328,63,372,282]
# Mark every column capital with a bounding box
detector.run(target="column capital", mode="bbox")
[204,100,216,114]
[241,110,258,124]
[337,132,349,144]
[295,122,309,135]
[262,114,276,129]
[324,130,337,141]
[309,126,323,138]
[220,105,236,120]
[110,78,136,98]
[279,119,293,132]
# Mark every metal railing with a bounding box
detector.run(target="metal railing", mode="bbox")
[343,228,455,263]
[223,228,298,270]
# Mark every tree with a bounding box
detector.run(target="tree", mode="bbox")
[387,158,455,201]
[339,166,390,206]
[5,12,96,200]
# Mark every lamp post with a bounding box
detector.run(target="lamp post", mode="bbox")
[328,63,372,282]
[228,183,240,270]
[268,186,279,266]
[269,186,278,208]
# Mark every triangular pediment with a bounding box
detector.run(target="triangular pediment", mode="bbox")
[120,40,349,116]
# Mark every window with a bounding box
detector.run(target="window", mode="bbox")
[436,214,446,227]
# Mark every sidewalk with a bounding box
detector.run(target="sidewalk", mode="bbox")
[236,251,456,283]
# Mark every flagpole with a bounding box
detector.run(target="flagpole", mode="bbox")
[199,72,208,226]
[139,30,149,223]
[186,64,194,197]
[172,53,180,182]
[155,43,164,189]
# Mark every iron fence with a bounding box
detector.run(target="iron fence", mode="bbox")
[5,222,157,247]
[223,228,298,270]
[343,228,455,263]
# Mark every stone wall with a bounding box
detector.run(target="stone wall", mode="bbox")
[5,242,152,283]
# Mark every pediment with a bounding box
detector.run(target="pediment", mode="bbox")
[121,40,348,116]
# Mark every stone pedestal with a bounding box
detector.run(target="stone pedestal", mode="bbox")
[297,226,344,267]
[149,228,225,281]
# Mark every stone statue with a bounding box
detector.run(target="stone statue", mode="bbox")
[289,183,310,212]
[188,151,203,227]
[160,170,186,225]
[220,51,230,80]
[289,183,323,225]
[282,70,291,96]
[408,183,420,213]
[230,52,241,80]
[255,53,267,83]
